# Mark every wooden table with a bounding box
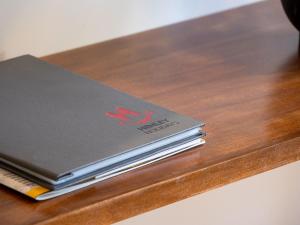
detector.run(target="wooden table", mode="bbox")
[1,0,300,224]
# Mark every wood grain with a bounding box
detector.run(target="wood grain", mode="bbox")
[1,0,300,224]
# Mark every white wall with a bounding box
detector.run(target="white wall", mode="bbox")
[0,0,262,60]
[117,161,300,225]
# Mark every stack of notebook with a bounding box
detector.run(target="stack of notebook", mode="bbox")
[0,55,205,200]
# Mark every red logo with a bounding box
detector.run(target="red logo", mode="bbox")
[105,106,154,126]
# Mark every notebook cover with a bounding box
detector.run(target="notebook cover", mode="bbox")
[0,55,203,180]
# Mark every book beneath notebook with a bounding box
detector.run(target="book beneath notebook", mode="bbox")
[0,55,205,200]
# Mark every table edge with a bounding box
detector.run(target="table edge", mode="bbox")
[33,136,300,225]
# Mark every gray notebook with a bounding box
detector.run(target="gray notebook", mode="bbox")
[0,55,204,190]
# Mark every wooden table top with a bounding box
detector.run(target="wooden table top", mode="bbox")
[1,1,300,224]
